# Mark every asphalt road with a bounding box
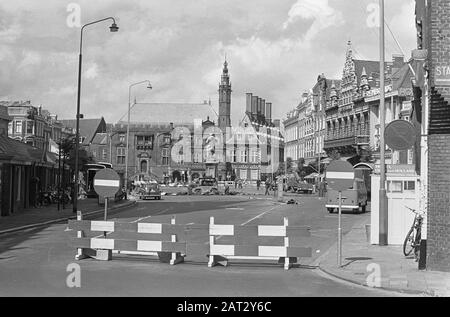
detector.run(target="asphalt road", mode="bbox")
[0,195,400,297]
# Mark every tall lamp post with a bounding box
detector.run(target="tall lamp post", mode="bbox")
[379,0,389,245]
[125,81,152,192]
[73,17,119,213]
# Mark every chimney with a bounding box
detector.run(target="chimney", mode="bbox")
[246,93,253,113]
[392,54,405,74]
[251,96,258,115]
[261,99,266,119]
[266,102,272,122]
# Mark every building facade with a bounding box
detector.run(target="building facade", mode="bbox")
[414,0,450,272]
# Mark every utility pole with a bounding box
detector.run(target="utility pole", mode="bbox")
[379,0,388,246]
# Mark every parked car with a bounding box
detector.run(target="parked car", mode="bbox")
[200,177,216,186]
[296,182,315,194]
[139,183,162,200]
[325,178,368,213]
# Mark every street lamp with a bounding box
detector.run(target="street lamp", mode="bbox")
[73,17,119,213]
[379,0,389,245]
[125,80,152,192]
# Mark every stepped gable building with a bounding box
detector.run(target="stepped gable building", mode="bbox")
[323,41,409,164]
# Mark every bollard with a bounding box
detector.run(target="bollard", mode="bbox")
[170,216,184,265]
[75,211,87,260]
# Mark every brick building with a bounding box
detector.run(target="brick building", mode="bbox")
[414,0,450,272]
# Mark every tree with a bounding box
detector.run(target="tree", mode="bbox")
[359,146,375,163]
[285,157,293,174]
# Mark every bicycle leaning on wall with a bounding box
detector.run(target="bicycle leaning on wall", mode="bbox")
[403,205,424,262]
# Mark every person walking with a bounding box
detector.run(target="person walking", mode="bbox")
[256,179,261,191]
[265,179,271,195]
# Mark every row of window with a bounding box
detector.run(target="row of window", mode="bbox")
[114,147,261,165]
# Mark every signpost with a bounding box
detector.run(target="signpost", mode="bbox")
[326,160,355,267]
[93,169,121,224]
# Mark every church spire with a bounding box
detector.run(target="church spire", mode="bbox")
[219,57,232,130]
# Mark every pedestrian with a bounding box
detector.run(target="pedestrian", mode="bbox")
[256,179,261,191]
[265,179,271,195]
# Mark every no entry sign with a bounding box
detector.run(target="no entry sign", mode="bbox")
[94,169,121,198]
[326,160,354,192]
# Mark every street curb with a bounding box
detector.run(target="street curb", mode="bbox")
[0,200,137,236]
[310,214,432,297]
[316,264,431,296]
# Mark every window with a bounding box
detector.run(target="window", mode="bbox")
[92,150,97,158]
[119,134,126,143]
[15,121,22,134]
[116,147,126,165]
[8,122,12,135]
[404,181,415,191]
[163,135,171,144]
[140,160,148,173]
[136,135,153,149]
[102,149,108,161]
[387,181,403,193]
[26,121,33,134]
[250,149,259,163]
[238,149,247,163]
[162,148,169,165]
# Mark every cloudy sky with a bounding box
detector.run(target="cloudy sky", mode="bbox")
[0,0,416,125]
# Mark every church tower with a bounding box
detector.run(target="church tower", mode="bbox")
[218,58,232,130]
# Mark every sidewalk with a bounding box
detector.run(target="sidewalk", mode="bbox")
[316,213,450,297]
[0,198,136,234]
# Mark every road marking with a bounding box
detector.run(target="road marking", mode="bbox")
[226,208,244,210]
[131,215,152,223]
[155,208,171,216]
[208,205,280,244]
[241,206,277,226]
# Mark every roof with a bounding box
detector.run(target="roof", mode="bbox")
[354,59,393,88]
[123,103,218,125]
[60,118,106,145]
[0,135,48,165]
[91,133,108,145]
[391,63,414,91]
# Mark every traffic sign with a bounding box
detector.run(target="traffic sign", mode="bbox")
[326,160,354,192]
[94,169,121,198]
[385,120,416,151]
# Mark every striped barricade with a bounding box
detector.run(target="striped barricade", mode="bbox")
[207,217,312,270]
[68,211,185,265]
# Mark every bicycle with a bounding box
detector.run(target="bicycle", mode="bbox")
[403,205,424,261]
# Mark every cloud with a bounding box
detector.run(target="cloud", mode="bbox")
[84,63,99,79]
[283,0,344,41]
[0,0,416,125]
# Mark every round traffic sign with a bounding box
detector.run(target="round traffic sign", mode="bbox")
[384,120,416,151]
[326,160,354,191]
[94,169,121,198]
